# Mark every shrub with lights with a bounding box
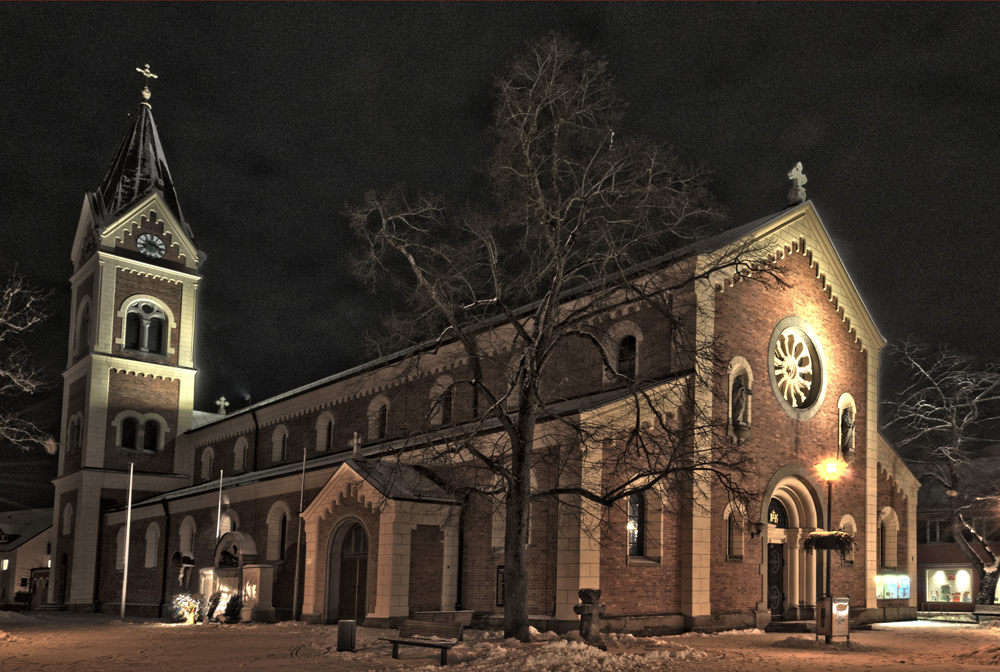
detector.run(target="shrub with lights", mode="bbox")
[172,593,203,624]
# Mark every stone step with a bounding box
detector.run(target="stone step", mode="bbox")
[765,620,814,633]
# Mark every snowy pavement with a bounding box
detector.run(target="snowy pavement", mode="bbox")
[4,610,1000,671]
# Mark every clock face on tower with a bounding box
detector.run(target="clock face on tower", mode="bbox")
[136,233,166,259]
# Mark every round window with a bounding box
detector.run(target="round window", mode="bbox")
[768,317,826,420]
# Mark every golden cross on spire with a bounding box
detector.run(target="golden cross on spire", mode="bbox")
[136,64,158,101]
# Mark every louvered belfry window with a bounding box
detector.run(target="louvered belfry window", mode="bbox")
[121,418,138,450]
[143,420,159,452]
[123,302,167,354]
[147,317,163,354]
[125,314,141,349]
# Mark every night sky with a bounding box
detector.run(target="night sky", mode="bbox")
[2,3,998,510]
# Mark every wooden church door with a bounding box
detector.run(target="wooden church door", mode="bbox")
[338,524,369,624]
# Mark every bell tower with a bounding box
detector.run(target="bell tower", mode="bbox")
[51,67,202,610]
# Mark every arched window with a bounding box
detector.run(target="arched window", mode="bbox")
[430,377,454,426]
[234,437,248,472]
[617,336,637,378]
[201,447,215,481]
[179,516,197,560]
[62,503,74,536]
[122,301,169,354]
[272,425,288,462]
[724,502,745,560]
[440,387,454,425]
[144,523,160,569]
[116,527,127,571]
[377,405,388,439]
[315,412,334,453]
[115,412,168,452]
[142,420,159,452]
[627,492,645,556]
[879,507,899,571]
[266,501,293,562]
[768,498,789,528]
[121,418,138,450]
[605,322,643,385]
[368,396,390,441]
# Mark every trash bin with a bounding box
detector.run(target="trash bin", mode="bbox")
[337,619,356,652]
[816,596,849,641]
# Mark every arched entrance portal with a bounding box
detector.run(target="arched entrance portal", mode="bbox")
[761,470,824,621]
[327,522,369,624]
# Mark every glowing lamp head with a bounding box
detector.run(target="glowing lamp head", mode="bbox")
[816,459,848,482]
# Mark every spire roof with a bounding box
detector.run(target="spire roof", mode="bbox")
[93,100,191,241]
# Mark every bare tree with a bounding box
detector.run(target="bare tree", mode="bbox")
[885,337,1000,605]
[0,274,50,450]
[350,36,777,640]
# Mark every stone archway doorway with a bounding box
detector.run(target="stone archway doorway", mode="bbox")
[761,472,823,621]
[327,522,369,624]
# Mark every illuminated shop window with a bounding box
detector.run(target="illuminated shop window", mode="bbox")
[926,569,973,603]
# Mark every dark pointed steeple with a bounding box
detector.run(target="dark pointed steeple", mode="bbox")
[92,67,193,242]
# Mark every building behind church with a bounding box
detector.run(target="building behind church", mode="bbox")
[48,82,919,632]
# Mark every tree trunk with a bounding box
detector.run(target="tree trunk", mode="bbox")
[502,405,535,642]
[977,571,999,606]
[503,482,530,641]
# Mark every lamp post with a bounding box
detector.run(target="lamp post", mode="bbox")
[815,458,848,643]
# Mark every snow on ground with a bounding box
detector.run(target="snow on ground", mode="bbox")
[5,614,1000,671]
[772,635,870,651]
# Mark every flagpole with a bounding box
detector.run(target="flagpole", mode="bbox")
[292,444,308,620]
[216,469,223,538]
[120,462,134,620]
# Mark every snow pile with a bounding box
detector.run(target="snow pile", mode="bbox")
[529,626,561,641]
[0,629,25,642]
[0,611,37,624]
[956,643,1000,665]
[643,646,708,660]
[676,628,765,637]
[447,638,693,671]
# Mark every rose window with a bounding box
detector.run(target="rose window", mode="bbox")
[772,328,820,408]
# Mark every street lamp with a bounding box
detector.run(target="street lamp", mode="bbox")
[815,458,848,643]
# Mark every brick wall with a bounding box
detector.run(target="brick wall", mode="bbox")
[408,524,444,612]
[104,370,180,472]
[710,249,870,614]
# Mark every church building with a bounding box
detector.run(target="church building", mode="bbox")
[49,81,919,633]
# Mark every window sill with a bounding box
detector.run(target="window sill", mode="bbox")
[626,555,659,566]
[726,555,744,563]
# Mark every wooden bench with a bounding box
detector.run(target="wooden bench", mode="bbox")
[380,619,464,666]
[413,610,474,638]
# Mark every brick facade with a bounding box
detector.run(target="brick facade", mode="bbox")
[58,192,919,630]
